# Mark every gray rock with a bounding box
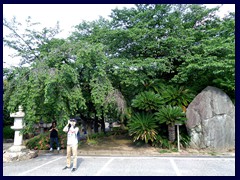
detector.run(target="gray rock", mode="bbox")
[8,145,27,152]
[186,86,235,150]
[3,147,38,163]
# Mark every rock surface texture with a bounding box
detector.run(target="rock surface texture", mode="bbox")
[186,86,235,150]
[3,148,38,163]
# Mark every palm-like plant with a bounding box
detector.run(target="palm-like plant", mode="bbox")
[128,112,158,143]
[161,85,194,112]
[155,105,186,142]
[131,91,163,112]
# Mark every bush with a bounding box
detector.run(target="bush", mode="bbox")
[3,126,14,139]
[151,134,170,148]
[180,131,191,148]
[26,130,68,150]
[112,127,128,136]
[86,138,98,145]
[89,132,106,139]
[26,134,50,150]
[127,112,158,143]
[133,140,146,147]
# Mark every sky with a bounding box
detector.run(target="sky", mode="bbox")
[3,4,235,68]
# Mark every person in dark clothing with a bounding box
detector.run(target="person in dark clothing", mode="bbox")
[49,121,60,151]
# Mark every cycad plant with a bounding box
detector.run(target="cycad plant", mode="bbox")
[155,105,186,142]
[128,112,158,143]
[161,85,194,112]
[131,91,163,112]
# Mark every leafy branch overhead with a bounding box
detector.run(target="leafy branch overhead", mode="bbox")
[3,4,235,136]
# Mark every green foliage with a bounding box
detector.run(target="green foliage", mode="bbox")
[3,126,15,139]
[3,16,61,65]
[26,133,50,150]
[3,5,235,143]
[88,132,106,139]
[111,127,128,136]
[86,138,98,145]
[155,105,186,142]
[178,125,191,148]
[3,109,12,126]
[171,11,235,98]
[25,131,67,150]
[90,75,114,117]
[131,91,163,112]
[133,139,146,147]
[180,132,191,148]
[161,85,195,108]
[4,61,87,132]
[151,134,170,148]
[128,113,158,143]
[155,105,187,126]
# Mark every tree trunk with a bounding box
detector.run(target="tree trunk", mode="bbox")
[168,124,176,142]
[86,120,92,136]
[94,118,99,133]
[120,114,126,130]
[100,110,106,134]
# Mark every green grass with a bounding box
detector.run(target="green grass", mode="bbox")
[208,151,217,156]
[86,138,98,145]
[159,149,171,153]
[159,148,179,153]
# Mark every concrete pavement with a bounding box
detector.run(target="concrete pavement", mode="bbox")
[3,154,235,176]
[3,143,235,176]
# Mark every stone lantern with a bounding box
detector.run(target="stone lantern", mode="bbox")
[9,105,26,152]
[4,105,38,162]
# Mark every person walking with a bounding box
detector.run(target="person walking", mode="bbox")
[62,119,79,172]
[49,121,60,152]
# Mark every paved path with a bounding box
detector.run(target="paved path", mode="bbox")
[3,154,235,176]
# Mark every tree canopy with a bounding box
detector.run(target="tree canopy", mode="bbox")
[3,4,235,133]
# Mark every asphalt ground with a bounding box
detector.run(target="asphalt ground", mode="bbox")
[3,154,235,176]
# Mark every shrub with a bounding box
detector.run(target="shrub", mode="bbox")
[151,134,170,148]
[89,132,106,139]
[180,129,191,148]
[3,126,14,139]
[133,139,146,147]
[131,91,163,112]
[26,130,68,150]
[128,112,158,143]
[112,127,128,136]
[25,134,50,150]
[86,138,98,145]
[155,105,186,142]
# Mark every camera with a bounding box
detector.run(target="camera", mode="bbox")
[68,124,71,128]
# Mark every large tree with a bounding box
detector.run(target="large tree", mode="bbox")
[71,4,234,100]
[3,16,61,66]
[3,4,235,136]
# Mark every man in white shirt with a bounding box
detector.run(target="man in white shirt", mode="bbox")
[62,119,79,172]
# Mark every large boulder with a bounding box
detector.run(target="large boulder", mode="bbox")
[186,86,235,150]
